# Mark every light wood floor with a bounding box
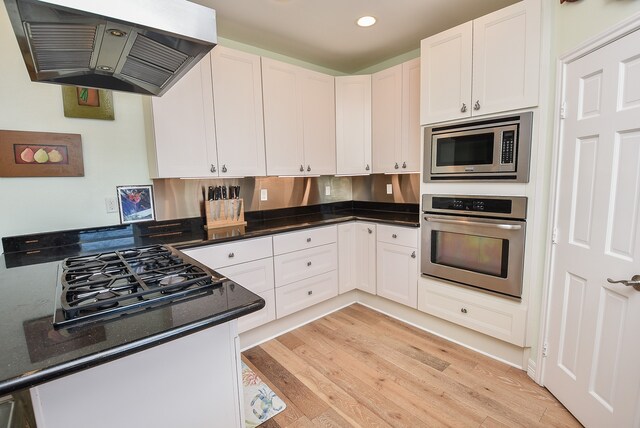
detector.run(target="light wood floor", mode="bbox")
[242,304,583,428]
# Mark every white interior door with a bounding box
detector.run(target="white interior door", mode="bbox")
[544,28,640,427]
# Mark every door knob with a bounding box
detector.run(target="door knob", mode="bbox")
[607,275,640,291]
[307,165,311,172]
[394,162,399,169]
[411,251,416,259]
[210,164,216,173]
[221,164,227,173]
[461,103,467,113]
[474,100,481,111]
[365,164,370,171]
[402,161,407,169]
[299,164,304,172]
[367,228,372,234]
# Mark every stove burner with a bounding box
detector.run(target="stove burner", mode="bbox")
[55,245,222,327]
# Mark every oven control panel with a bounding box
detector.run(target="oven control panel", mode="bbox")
[431,197,513,214]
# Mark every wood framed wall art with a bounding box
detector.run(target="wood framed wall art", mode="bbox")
[0,130,84,177]
[62,86,115,120]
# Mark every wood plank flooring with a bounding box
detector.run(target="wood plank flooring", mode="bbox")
[242,304,582,427]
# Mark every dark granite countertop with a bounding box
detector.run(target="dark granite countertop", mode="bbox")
[0,201,418,395]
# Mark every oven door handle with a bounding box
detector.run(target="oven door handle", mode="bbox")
[424,217,522,230]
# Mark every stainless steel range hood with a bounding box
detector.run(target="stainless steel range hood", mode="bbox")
[3,0,217,96]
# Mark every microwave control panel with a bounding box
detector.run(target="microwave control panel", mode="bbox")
[500,130,516,165]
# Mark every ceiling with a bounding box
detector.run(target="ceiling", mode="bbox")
[191,0,519,74]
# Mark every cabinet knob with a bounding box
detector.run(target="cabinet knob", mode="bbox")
[402,161,407,169]
[461,103,467,113]
[365,164,370,171]
[300,165,304,172]
[474,100,481,111]
[221,164,227,173]
[228,252,235,258]
[392,234,397,239]
[308,290,313,296]
[210,164,216,173]
[367,228,372,234]
[461,308,468,314]
[306,237,311,243]
[394,162,399,169]
[307,261,312,267]
[307,165,311,172]
[411,251,416,259]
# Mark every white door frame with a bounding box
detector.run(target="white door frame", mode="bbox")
[537,11,640,386]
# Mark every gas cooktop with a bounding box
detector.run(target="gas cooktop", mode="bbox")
[53,245,223,327]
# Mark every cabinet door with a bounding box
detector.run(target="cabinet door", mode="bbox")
[301,69,336,175]
[420,22,472,125]
[376,242,418,308]
[151,56,217,178]
[472,0,540,116]
[401,58,421,172]
[210,47,266,177]
[335,75,372,175]
[262,58,304,176]
[372,64,402,173]
[338,222,357,294]
[356,222,376,294]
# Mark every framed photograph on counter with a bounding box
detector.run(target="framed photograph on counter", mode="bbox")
[117,185,155,224]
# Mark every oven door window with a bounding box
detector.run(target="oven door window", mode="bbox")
[435,132,494,166]
[431,231,508,277]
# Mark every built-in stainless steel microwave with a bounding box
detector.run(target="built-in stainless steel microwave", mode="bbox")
[423,112,533,183]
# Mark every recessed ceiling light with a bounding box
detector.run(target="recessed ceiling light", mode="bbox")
[357,16,376,27]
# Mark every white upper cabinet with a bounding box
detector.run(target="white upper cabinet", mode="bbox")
[372,59,421,173]
[335,75,372,175]
[262,58,336,176]
[420,0,541,125]
[150,56,217,178]
[210,47,266,177]
[420,22,473,125]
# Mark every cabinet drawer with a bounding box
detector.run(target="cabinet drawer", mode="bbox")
[216,258,274,295]
[237,289,276,334]
[273,225,337,255]
[274,243,337,287]
[275,271,339,318]
[182,237,273,269]
[418,277,526,346]
[376,224,418,247]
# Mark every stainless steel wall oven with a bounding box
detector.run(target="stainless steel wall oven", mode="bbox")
[421,194,527,298]
[423,111,533,182]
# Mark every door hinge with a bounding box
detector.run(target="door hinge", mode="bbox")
[552,227,558,244]
[560,101,567,119]
[542,342,548,357]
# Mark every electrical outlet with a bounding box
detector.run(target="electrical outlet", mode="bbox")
[105,197,118,213]
[386,184,393,195]
[260,189,268,201]
[325,185,331,196]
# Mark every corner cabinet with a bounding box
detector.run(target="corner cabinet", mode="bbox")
[420,0,541,125]
[262,58,336,176]
[149,47,266,178]
[376,224,418,308]
[372,58,420,173]
[337,221,376,295]
[150,56,217,178]
[335,75,372,175]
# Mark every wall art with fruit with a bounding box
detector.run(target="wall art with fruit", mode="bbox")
[0,130,84,177]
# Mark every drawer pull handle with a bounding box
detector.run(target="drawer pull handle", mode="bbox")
[392,234,397,238]
[26,250,41,255]
[25,239,39,244]
[307,261,312,267]
[306,238,312,243]
[308,290,313,296]
[461,308,468,314]
[411,251,416,259]
[228,252,235,258]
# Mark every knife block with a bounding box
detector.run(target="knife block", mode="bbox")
[204,198,247,230]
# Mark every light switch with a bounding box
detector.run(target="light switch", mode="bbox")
[260,189,268,201]
[325,185,331,196]
[386,184,392,195]
[105,197,118,213]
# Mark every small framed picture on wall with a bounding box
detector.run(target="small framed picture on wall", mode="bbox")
[116,185,155,224]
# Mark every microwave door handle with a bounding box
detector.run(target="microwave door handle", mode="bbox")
[424,217,522,230]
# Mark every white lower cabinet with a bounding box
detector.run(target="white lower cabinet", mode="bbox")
[338,222,377,295]
[418,277,527,346]
[32,322,243,428]
[376,225,418,308]
[274,243,338,286]
[337,223,357,294]
[216,258,276,334]
[275,271,339,318]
